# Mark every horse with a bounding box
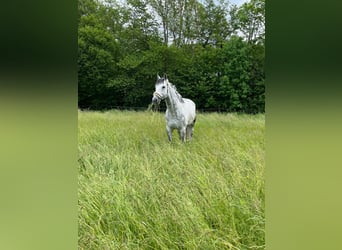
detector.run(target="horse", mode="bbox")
[152,75,196,143]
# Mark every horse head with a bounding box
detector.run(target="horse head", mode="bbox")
[152,75,169,104]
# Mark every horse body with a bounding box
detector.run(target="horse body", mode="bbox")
[152,75,196,142]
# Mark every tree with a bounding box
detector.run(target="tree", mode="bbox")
[230,0,265,44]
[217,37,252,111]
[78,0,120,108]
[167,0,201,46]
[149,0,172,45]
[124,0,160,51]
[196,0,231,47]
[77,0,265,113]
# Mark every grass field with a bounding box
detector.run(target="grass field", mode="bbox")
[78,110,265,249]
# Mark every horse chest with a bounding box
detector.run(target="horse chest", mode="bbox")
[166,114,185,129]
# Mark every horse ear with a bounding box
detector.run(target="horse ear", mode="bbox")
[164,73,167,79]
[157,74,161,80]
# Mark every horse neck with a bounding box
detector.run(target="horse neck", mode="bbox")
[165,86,181,116]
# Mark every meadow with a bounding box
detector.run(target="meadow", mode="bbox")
[78,110,265,249]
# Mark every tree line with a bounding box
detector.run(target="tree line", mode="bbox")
[78,0,265,113]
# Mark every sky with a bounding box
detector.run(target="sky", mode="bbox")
[230,0,248,6]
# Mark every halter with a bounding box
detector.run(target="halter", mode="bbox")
[153,79,168,100]
[153,91,162,99]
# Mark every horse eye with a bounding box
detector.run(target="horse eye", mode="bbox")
[162,86,165,89]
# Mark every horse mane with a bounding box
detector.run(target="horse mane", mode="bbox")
[169,83,184,103]
[156,77,185,103]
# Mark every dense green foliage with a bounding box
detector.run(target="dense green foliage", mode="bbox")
[78,111,265,249]
[78,0,265,113]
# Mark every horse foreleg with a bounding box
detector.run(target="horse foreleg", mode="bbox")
[188,117,196,140]
[166,126,172,142]
[180,127,186,143]
[186,126,190,140]
[186,125,194,140]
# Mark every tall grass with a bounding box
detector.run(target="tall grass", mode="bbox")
[78,110,265,249]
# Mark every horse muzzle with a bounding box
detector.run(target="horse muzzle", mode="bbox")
[152,92,162,104]
[152,96,159,104]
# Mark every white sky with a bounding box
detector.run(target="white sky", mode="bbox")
[229,0,248,6]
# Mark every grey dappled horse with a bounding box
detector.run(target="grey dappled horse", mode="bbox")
[152,75,196,143]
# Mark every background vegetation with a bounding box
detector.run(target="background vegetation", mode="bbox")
[78,0,265,113]
[78,111,265,249]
